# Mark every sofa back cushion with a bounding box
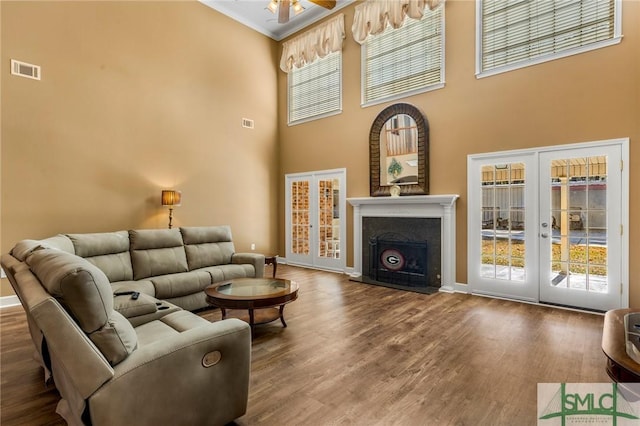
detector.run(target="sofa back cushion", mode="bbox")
[67,231,133,282]
[129,229,188,280]
[180,226,236,270]
[26,249,137,366]
[11,235,75,261]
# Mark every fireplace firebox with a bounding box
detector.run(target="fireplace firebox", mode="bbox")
[362,217,441,293]
[370,234,428,287]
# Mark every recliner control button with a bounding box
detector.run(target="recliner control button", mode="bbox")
[202,351,222,367]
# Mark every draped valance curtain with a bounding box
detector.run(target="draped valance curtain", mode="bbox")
[279,0,445,72]
[279,14,345,73]
[352,0,444,44]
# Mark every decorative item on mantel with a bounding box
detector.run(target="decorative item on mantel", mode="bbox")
[161,190,181,229]
[388,157,403,180]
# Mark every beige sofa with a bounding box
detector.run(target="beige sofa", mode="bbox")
[1,225,264,426]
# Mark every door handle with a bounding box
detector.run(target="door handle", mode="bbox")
[541,232,549,238]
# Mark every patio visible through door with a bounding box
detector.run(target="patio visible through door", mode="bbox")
[538,145,623,311]
[468,139,628,312]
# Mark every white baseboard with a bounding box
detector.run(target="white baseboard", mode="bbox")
[0,295,21,308]
[272,262,469,293]
[454,282,470,293]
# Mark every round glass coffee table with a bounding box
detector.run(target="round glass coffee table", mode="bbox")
[204,277,299,332]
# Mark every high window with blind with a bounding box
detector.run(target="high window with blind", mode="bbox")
[288,51,342,125]
[477,0,622,77]
[362,6,444,106]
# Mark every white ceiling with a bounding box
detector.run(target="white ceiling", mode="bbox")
[199,0,355,41]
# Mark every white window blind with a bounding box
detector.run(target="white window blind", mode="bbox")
[363,6,444,106]
[479,0,620,75]
[288,51,342,125]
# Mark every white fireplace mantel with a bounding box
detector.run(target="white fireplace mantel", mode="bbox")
[347,195,459,292]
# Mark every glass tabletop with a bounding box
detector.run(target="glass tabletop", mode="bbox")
[215,278,293,298]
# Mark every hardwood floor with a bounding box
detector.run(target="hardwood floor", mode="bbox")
[1,265,609,425]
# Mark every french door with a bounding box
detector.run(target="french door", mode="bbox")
[468,140,628,311]
[538,145,623,311]
[285,169,346,272]
[468,153,539,302]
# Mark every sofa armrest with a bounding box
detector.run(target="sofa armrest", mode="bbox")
[32,297,115,398]
[16,266,115,399]
[113,292,158,318]
[113,293,183,327]
[232,252,265,278]
[88,318,251,426]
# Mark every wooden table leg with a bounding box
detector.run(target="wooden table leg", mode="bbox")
[279,305,287,328]
[264,255,278,278]
[220,308,227,320]
[249,309,255,332]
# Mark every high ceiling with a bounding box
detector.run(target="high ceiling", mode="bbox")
[199,0,355,41]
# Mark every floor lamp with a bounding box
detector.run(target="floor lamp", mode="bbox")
[161,190,181,229]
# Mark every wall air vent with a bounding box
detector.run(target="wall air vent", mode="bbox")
[242,118,254,129]
[11,59,41,80]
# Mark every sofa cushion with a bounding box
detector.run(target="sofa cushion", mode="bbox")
[205,264,256,281]
[26,249,137,366]
[180,226,235,270]
[160,293,208,313]
[11,235,75,261]
[90,311,138,365]
[134,310,211,347]
[113,293,158,319]
[10,240,43,262]
[111,280,156,297]
[203,266,225,283]
[67,231,133,282]
[27,249,114,332]
[150,270,212,299]
[129,229,188,280]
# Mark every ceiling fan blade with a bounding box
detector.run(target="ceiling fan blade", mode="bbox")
[278,0,291,23]
[308,0,336,9]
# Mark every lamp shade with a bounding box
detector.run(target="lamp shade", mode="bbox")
[161,190,181,207]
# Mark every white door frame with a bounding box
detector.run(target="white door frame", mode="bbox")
[285,168,347,272]
[467,152,539,302]
[539,143,625,311]
[467,138,629,309]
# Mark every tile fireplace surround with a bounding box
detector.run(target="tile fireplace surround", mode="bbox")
[348,195,459,292]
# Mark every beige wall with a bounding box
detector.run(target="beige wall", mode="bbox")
[2,1,638,305]
[278,1,640,303]
[1,1,279,296]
